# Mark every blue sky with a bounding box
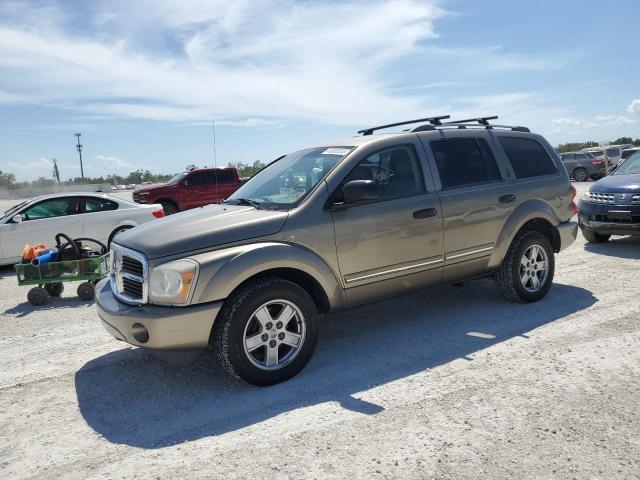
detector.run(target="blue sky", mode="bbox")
[0,0,638,181]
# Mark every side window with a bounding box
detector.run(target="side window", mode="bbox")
[606,148,619,157]
[430,138,501,189]
[83,198,118,213]
[189,172,214,186]
[339,145,425,201]
[498,137,557,179]
[22,198,78,220]
[216,170,236,183]
[576,154,589,161]
[561,153,574,161]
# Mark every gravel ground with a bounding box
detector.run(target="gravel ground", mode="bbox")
[1,182,639,479]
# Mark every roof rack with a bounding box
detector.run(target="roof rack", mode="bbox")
[358,115,450,135]
[436,116,531,133]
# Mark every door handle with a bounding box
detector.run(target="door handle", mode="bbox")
[499,194,516,203]
[413,208,437,219]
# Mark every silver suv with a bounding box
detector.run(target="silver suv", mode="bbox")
[96,115,578,386]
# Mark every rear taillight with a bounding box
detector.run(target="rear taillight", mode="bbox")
[570,185,578,216]
[152,209,165,218]
[591,159,603,165]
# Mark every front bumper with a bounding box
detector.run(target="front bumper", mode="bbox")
[557,220,578,251]
[578,201,640,236]
[95,279,222,350]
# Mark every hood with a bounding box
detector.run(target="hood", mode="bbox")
[590,174,640,193]
[116,204,288,259]
[134,182,171,193]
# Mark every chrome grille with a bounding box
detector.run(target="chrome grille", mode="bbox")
[111,244,148,304]
[586,192,614,203]
[632,194,640,204]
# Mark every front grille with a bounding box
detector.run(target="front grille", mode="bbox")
[586,192,614,203]
[122,256,144,277]
[132,192,143,203]
[633,194,640,204]
[122,276,144,298]
[111,245,148,304]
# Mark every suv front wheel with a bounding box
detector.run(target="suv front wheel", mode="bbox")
[495,231,555,303]
[212,277,318,386]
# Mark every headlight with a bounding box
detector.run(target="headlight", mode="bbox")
[148,259,198,305]
[581,188,592,201]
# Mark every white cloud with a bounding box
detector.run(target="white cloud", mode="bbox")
[627,99,640,113]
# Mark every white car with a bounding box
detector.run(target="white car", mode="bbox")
[0,193,164,266]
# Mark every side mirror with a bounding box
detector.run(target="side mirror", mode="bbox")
[182,180,189,187]
[342,180,379,204]
[12,214,23,223]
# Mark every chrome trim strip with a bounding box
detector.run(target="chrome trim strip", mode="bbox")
[446,245,494,261]
[345,258,443,284]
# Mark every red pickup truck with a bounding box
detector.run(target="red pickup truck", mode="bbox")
[132,167,245,214]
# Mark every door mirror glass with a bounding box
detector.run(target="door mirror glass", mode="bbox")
[12,214,23,223]
[342,180,379,204]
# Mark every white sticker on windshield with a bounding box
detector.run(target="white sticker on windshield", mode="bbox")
[322,148,351,156]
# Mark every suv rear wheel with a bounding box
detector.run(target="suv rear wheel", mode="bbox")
[573,168,588,182]
[495,231,555,303]
[212,277,318,386]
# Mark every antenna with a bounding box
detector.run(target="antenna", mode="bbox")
[212,120,219,203]
[74,133,84,179]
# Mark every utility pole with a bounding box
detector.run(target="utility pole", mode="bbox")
[52,158,60,183]
[74,133,84,179]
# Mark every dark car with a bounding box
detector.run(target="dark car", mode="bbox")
[132,167,245,215]
[578,152,640,242]
[559,151,606,181]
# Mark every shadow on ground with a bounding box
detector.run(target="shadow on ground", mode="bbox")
[4,298,93,317]
[584,235,640,259]
[75,280,596,448]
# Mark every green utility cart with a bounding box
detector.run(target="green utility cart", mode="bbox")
[15,253,111,306]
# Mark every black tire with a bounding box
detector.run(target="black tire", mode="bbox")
[45,282,64,297]
[108,226,133,247]
[77,282,95,301]
[212,277,318,386]
[580,226,610,243]
[159,200,179,215]
[573,168,588,182]
[495,231,555,303]
[28,287,50,306]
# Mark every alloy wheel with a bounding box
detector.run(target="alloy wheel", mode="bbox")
[519,244,549,292]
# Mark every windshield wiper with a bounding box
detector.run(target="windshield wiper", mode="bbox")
[223,198,263,209]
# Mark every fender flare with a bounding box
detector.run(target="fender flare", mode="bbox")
[488,199,561,269]
[189,242,345,310]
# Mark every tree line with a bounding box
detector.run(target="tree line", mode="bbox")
[555,137,640,153]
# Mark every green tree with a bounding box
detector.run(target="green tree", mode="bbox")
[555,141,599,153]
[611,137,633,145]
[0,170,16,189]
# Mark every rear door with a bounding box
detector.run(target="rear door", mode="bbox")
[214,170,240,202]
[331,141,444,306]
[185,171,217,208]
[420,134,515,282]
[561,153,577,174]
[79,197,121,244]
[1,197,83,260]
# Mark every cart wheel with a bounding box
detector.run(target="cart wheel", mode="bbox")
[45,282,64,297]
[77,282,95,301]
[28,287,50,306]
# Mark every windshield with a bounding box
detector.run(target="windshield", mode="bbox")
[225,146,354,209]
[167,172,188,185]
[0,201,28,222]
[614,152,640,175]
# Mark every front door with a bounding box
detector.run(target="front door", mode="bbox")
[1,197,84,261]
[331,143,444,306]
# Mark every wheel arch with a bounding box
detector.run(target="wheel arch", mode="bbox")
[489,199,562,269]
[189,242,345,313]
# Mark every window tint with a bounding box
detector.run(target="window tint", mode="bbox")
[216,170,236,183]
[575,154,589,161]
[189,171,215,186]
[340,145,424,201]
[22,198,78,220]
[498,137,557,178]
[430,138,501,189]
[561,154,574,161]
[83,197,118,213]
[606,148,619,157]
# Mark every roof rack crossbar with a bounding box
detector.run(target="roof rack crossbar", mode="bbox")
[445,116,498,126]
[358,115,450,135]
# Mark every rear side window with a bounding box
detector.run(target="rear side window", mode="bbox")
[499,137,557,178]
[606,148,619,157]
[215,170,236,183]
[575,154,589,161]
[83,197,118,212]
[430,138,501,189]
[189,171,215,185]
